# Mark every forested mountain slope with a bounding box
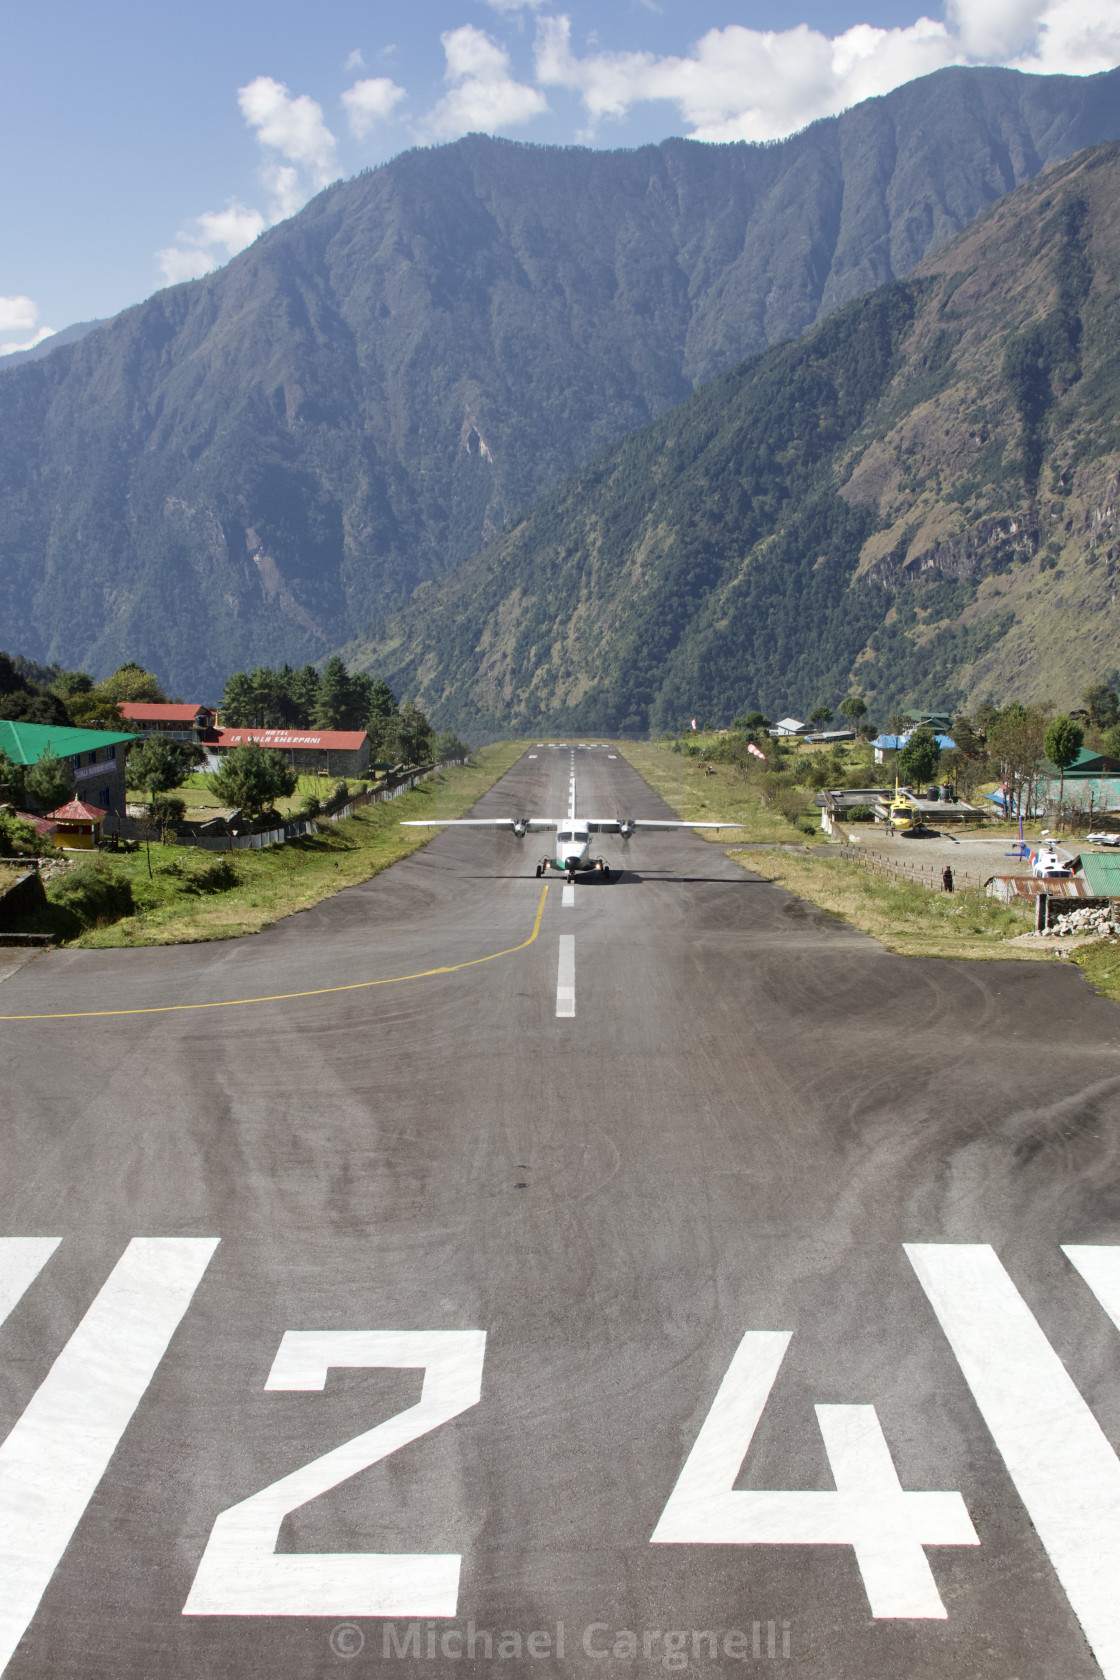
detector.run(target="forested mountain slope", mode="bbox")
[1,63,1118,695]
[359,143,1120,735]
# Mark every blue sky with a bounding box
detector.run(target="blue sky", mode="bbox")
[1,0,1117,352]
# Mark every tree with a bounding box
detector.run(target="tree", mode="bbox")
[898,727,941,788]
[209,744,297,818]
[25,749,75,812]
[315,657,362,730]
[0,749,26,804]
[839,696,867,722]
[366,679,399,756]
[432,729,470,761]
[989,703,1047,821]
[393,700,434,765]
[1044,715,1085,813]
[127,735,191,797]
[221,671,255,726]
[289,665,320,726]
[149,792,186,839]
[98,663,167,704]
[66,690,124,728]
[0,687,70,726]
[1081,683,1120,730]
[809,705,833,725]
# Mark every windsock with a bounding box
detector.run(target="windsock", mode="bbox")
[691,718,698,731]
[747,742,767,760]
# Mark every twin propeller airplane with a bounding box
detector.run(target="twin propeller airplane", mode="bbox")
[403,809,742,882]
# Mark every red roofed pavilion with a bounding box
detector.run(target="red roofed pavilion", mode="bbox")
[46,799,108,849]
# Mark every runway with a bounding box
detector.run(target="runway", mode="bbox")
[2,743,1120,1679]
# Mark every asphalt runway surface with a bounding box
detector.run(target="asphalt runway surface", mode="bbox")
[2,743,1120,1680]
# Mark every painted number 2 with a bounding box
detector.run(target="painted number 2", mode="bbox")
[182,1330,486,1618]
[650,1331,978,1618]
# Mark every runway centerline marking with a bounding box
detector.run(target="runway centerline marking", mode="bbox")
[562,884,575,908]
[0,885,550,1022]
[556,935,575,1017]
[0,1238,219,1675]
[907,1242,1120,1679]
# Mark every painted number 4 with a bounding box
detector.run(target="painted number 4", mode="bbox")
[183,1330,486,1618]
[650,1331,978,1618]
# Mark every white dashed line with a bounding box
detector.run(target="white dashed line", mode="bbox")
[555,935,575,1017]
[906,1242,1120,1679]
[562,884,575,908]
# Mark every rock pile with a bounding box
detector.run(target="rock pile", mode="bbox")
[1041,905,1119,937]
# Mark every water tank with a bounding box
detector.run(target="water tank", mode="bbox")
[927,784,939,800]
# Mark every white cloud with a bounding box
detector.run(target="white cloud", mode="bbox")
[534,0,1120,145]
[156,202,266,287]
[342,76,407,139]
[1012,0,1120,72]
[479,0,546,11]
[0,295,54,355]
[345,48,365,72]
[238,75,339,215]
[420,24,548,140]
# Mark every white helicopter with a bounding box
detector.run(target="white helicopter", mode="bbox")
[401,810,741,882]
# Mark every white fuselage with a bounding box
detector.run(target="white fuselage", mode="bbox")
[550,825,592,874]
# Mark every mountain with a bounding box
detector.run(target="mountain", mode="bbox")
[0,319,108,371]
[1,63,1118,696]
[358,142,1120,735]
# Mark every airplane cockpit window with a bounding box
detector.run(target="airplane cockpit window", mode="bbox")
[558,831,573,842]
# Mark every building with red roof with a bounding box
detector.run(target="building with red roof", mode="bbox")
[205,727,370,778]
[118,703,217,742]
[45,799,109,849]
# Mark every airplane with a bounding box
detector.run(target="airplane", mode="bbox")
[401,810,742,881]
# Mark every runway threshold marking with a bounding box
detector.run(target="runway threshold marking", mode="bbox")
[0,885,550,1022]
[556,934,575,1017]
[0,1240,61,1330]
[907,1243,1120,1679]
[0,1238,219,1674]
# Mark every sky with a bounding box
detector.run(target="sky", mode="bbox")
[1,0,1118,355]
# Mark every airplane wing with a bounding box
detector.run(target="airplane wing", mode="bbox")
[400,818,559,831]
[585,818,742,833]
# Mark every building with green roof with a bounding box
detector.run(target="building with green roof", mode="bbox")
[0,720,138,821]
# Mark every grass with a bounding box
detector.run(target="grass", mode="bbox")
[622,738,1120,992]
[25,743,525,948]
[142,771,371,815]
[734,849,1038,959]
[621,740,829,843]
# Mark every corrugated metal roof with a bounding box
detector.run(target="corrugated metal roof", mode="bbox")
[0,720,138,765]
[212,727,367,750]
[1041,776,1120,808]
[46,799,108,821]
[118,703,213,722]
[1079,853,1120,897]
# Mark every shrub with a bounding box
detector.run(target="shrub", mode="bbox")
[846,804,875,821]
[300,794,321,818]
[775,787,809,828]
[47,857,133,929]
[0,811,40,857]
[186,857,238,894]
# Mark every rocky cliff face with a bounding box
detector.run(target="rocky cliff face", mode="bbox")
[1,62,1118,695]
[358,142,1120,732]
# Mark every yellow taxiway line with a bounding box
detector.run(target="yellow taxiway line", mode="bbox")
[0,884,550,1022]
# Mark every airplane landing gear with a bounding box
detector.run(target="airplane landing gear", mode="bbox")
[535,864,543,878]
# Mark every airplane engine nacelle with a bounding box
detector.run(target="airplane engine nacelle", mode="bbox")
[512,819,530,838]
[618,818,636,839]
